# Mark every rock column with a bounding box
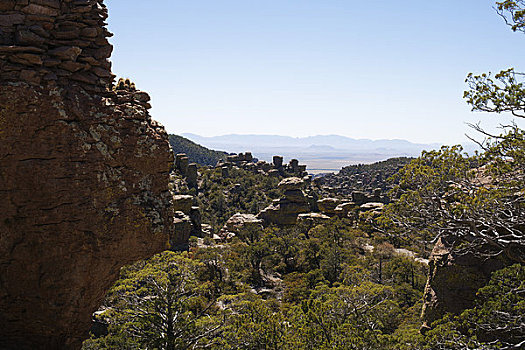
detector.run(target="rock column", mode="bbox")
[0,1,177,348]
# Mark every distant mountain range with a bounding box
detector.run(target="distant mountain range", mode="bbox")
[182,133,440,151]
[180,133,476,173]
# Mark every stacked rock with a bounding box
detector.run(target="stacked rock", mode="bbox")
[285,159,308,177]
[273,155,283,168]
[317,198,358,218]
[0,0,115,92]
[258,177,311,225]
[171,195,202,249]
[186,163,198,189]
[226,152,253,163]
[216,153,310,178]
[175,153,189,176]
[174,153,199,190]
[317,198,341,216]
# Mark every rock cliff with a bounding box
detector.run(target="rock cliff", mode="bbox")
[0,1,175,349]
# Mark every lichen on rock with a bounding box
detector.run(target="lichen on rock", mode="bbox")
[0,1,178,349]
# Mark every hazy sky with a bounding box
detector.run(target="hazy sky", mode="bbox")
[106,0,525,144]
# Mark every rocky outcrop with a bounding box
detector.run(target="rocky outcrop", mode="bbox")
[334,202,356,218]
[317,198,341,216]
[0,1,176,349]
[172,211,193,250]
[421,238,510,331]
[217,153,308,178]
[314,157,411,200]
[219,213,263,240]
[0,0,114,92]
[172,195,202,243]
[258,177,310,225]
[186,163,198,189]
[227,152,253,163]
[298,212,331,224]
[173,194,194,213]
[175,153,189,176]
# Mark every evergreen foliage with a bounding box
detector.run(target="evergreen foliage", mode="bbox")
[84,2,525,349]
[168,135,228,166]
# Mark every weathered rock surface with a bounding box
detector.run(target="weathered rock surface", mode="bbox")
[0,1,176,349]
[334,202,356,218]
[258,178,310,226]
[0,0,115,92]
[359,202,384,212]
[173,194,194,213]
[0,83,174,350]
[421,238,510,331]
[317,198,341,215]
[220,213,263,239]
[172,211,192,250]
[297,212,331,223]
[277,177,304,191]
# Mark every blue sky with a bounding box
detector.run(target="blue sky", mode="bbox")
[106,0,525,144]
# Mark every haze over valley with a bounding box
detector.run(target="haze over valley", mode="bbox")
[182,133,473,172]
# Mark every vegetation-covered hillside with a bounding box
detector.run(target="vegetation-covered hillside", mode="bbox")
[169,135,228,166]
[196,166,282,232]
[83,2,525,349]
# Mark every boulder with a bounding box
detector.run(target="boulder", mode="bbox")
[359,202,384,212]
[175,154,189,176]
[230,183,242,194]
[334,202,356,217]
[283,189,307,203]
[278,177,304,191]
[289,159,299,173]
[258,205,297,225]
[298,164,307,175]
[303,174,312,185]
[317,198,341,215]
[221,166,229,178]
[268,169,280,177]
[352,191,368,205]
[278,198,310,214]
[189,206,202,236]
[227,154,239,163]
[201,224,213,237]
[221,213,263,238]
[172,195,194,213]
[256,160,272,172]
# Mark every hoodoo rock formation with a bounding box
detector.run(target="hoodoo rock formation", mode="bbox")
[0,1,175,349]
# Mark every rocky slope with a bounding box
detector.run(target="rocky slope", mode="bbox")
[315,157,411,199]
[0,1,176,349]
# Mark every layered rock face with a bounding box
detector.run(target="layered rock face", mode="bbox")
[0,1,175,349]
[0,0,114,91]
